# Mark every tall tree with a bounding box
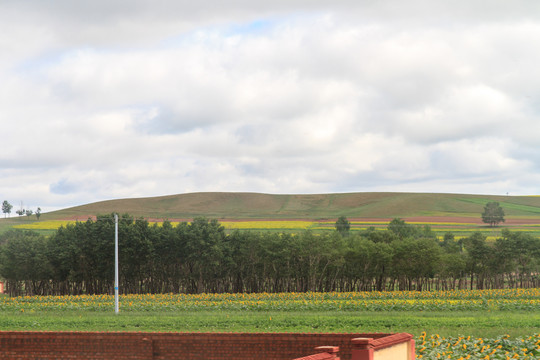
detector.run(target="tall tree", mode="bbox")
[463,232,492,289]
[481,201,505,227]
[2,200,13,218]
[391,237,441,291]
[335,216,351,236]
[388,218,417,240]
[0,230,50,296]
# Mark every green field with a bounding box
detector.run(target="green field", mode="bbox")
[2,291,540,358]
[1,290,539,338]
[5,192,540,222]
[1,310,538,338]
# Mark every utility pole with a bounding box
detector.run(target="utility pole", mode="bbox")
[114,213,119,314]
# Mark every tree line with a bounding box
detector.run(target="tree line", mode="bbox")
[2,200,41,219]
[0,214,539,296]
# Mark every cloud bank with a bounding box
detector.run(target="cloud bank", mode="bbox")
[1,0,540,211]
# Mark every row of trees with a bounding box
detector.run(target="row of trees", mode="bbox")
[2,200,41,219]
[1,215,539,296]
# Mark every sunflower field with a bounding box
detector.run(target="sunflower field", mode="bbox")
[2,288,539,313]
[1,289,539,359]
[416,333,540,360]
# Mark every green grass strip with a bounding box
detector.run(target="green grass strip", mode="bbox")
[0,310,538,339]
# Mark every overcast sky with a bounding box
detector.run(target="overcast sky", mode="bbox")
[1,0,540,212]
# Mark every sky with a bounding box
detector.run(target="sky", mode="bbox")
[1,0,540,213]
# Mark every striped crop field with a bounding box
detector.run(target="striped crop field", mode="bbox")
[6,219,483,231]
[11,218,540,239]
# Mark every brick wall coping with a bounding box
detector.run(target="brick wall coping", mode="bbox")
[0,331,393,336]
[294,352,339,360]
[293,346,340,360]
[372,332,414,349]
[351,333,413,351]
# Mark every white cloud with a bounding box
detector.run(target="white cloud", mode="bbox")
[2,0,540,211]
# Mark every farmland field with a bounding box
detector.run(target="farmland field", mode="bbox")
[1,290,539,359]
[1,289,539,335]
[4,289,540,312]
[3,192,540,359]
[4,192,540,238]
[0,289,540,360]
[10,217,540,239]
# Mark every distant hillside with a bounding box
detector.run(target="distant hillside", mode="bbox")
[39,192,540,221]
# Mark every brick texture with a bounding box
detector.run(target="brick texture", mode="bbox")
[0,331,396,359]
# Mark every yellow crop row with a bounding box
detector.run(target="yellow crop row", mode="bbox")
[13,220,319,231]
[220,221,315,229]
[13,220,75,230]
[11,219,540,235]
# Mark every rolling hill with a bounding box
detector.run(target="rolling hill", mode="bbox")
[35,192,540,221]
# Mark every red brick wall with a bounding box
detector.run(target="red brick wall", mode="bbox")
[0,331,392,360]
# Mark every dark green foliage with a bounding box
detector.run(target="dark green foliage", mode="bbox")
[0,230,50,295]
[387,218,411,239]
[361,227,398,243]
[387,218,436,240]
[1,216,539,296]
[334,216,351,236]
[441,232,462,253]
[493,230,540,288]
[391,238,442,291]
[482,201,505,227]
[2,200,13,218]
